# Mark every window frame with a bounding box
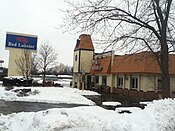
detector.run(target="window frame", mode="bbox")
[102,76,107,86]
[95,75,99,84]
[157,78,162,91]
[117,75,124,88]
[130,75,139,90]
[75,54,78,61]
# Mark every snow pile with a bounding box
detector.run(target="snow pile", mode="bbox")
[139,101,152,105]
[102,101,121,106]
[0,87,98,105]
[110,98,175,131]
[0,98,175,131]
[53,79,71,87]
[115,107,142,113]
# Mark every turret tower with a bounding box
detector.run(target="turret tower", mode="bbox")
[73,34,94,89]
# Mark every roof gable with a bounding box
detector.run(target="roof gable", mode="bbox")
[90,57,111,74]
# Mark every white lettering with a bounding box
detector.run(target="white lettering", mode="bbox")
[18,43,35,49]
[8,42,17,47]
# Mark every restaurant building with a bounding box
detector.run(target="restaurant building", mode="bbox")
[73,34,175,99]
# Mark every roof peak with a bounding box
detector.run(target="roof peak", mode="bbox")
[74,34,94,51]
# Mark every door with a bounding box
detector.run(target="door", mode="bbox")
[86,75,91,90]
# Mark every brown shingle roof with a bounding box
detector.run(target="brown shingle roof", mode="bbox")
[90,56,111,74]
[90,51,175,75]
[111,52,175,75]
[74,34,94,51]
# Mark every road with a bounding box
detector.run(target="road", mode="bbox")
[0,93,147,115]
[0,100,89,115]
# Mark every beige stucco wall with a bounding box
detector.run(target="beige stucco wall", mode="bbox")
[95,74,112,87]
[73,50,94,89]
[114,74,157,92]
[107,74,112,87]
[140,75,155,92]
[7,48,33,76]
[114,74,136,90]
[80,50,93,73]
[124,74,130,89]
[73,50,93,73]
[98,75,102,85]
[73,51,79,73]
[140,75,175,92]
[73,73,82,89]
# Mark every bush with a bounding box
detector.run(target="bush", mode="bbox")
[30,89,40,95]
[3,77,33,87]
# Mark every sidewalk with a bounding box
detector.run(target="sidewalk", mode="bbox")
[84,93,151,109]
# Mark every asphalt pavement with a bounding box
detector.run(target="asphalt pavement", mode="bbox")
[0,100,89,115]
[0,93,147,115]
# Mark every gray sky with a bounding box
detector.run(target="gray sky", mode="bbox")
[0,0,78,67]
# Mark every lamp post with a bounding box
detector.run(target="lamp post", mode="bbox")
[82,70,85,92]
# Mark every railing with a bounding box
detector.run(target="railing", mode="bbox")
[113,87,159,100]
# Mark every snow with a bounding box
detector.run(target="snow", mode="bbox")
[0,80,175,131]
[139,101,152,105]
[0,81,2,86]
[0,86,98,105]
[3,76,25,79]
[102,101,121,106]
[0,98,175,131]
[53,79,72,87]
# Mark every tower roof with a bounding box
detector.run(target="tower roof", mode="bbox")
[74,34,94,51]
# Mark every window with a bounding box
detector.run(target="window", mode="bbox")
[102,76,107,86]
[117,76,124,88]
[95,76,99,84]
[131,76,138,89]
[75,55,77,61]
[157,79,162,91]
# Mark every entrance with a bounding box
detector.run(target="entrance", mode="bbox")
[86,75,91,90]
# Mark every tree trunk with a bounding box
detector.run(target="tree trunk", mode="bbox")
[43,68,46,87]
[160,31,171,98]
[160,58,170,98]
[26,76,29,87]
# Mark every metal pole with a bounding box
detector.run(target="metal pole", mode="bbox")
[82,81,84,92]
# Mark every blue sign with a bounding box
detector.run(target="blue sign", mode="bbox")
[6,32,37,50]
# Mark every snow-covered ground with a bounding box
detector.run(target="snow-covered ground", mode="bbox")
[0,80,175,131]
[0,98,175,131]
[0,86,98,105]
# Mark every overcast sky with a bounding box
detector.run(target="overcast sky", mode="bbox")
[0,0,79,68]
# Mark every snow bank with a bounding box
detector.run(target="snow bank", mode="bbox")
[0,99,175,131]
[0,86,98,105]
[102,101,121,106]
[139,101,152,105]
[115,107,142,113]
[53,79,71,87]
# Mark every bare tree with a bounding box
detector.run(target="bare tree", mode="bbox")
[48,63,73,75]
[37,42,58,85]
[63,0,175,98]
[15,49,32,86]
[31,53,39,75]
